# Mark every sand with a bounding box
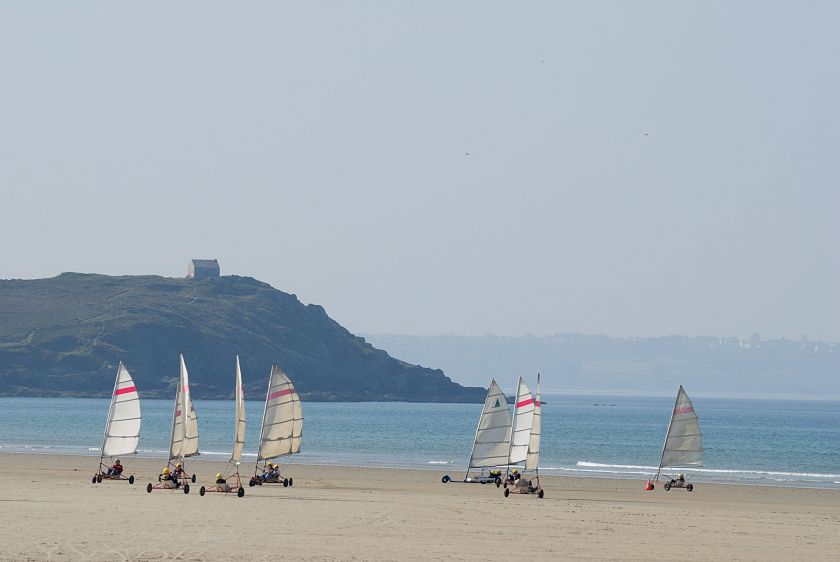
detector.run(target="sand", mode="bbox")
[0,454,837,561]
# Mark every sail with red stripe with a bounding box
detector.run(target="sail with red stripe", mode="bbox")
[101,362,141,458]
[257,365,303,461]
[507,377,535,465]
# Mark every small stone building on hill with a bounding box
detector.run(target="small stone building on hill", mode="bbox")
[187,259,220,278]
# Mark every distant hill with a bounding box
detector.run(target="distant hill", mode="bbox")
[0,273,485,402]
[363,333,840,398]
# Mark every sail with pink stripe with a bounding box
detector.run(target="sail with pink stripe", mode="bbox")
[525,373,541,471]
[656,385,702,479]
[169,355,200,460]
[101,362,141,458]
[256,365,303,461]
[507,377,535,465]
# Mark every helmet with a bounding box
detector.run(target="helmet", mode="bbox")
[176,463,182,468]
[678,473,685,479]
[216,473,222,480]
[115,459,120,464]
[512,469,518,474]
[163,467,170,475]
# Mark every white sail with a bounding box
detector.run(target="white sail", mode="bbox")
[524,374,541,471]
[257,365,303,461]
[231,356,246,463]
[101,362,141,458]
[507,377,535,465]
[659,385,702,470]
[467,379,512,469]
[169,355,200,460]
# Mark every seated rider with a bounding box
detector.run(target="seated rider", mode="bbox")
[261,462,277,481]
[215,472,230,492]
[161,466,178,488]
[106,459,123,477]
[507,469,520,483]
[172,462,185,481]
[676,473,686,485]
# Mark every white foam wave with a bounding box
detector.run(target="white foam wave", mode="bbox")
[575,461,840,480]
[427,461,453,465]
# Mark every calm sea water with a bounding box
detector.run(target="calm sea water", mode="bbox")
[0,395,837,488]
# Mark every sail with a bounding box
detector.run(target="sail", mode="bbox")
[659,385,703,469]
[507,377,535,465]
[467,379,512,469]
[524,373,541,471]
[169,355,200,460]
[257,365,303,461]
[231,356,246,463]
[101,362,141,458]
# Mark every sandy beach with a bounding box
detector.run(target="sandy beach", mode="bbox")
[0,454,836,561]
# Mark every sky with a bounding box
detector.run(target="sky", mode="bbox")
[1,1,838,341]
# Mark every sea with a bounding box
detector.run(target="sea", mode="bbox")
[0,395,837,489]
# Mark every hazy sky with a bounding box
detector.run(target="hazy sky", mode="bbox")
[1,2,838,341]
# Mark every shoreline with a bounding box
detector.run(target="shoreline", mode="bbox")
[0,453,838,560]
[1,448,837,492]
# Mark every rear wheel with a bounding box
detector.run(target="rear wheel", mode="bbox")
[441,475,451,484]
[289,477,294,487]
[504,488,510,497]
[538,489,545,499]
[92,475,98,484]
[237,487,245,498]
[146,483,153,493]
[191,474,197,483]
[495,477,502,487]
[687,484,694,492]
[664,482,671,491]
[96,475,103,483]
[183,484,190,495]
[199,486,206,496]
[128,475,135,485]
[283,478,289,488]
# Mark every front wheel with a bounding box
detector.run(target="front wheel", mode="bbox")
[504,488,510,497]
[199,486,206,496]
[283,478,289,488]
[183,484,190,495]
[441,475,451,484]
[146,483,153,493]
[128,475,135,485]
[495,478,502,488]
[538,489,545,499]
[686,484,694,492]
[191,474,197,483]
[249,478,256,487]
[289,477,293,487]
[96,475,103,483]
[92,475,98,484]
[237,487,245,498]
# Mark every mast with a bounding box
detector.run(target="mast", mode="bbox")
[655,385,682,481]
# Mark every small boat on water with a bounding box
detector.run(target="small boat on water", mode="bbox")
[147,355,199,494]
[249,365,303,488]
[441,378,512,486]
[503,375,544,498]
[650,385,702,492]
[200,356,246,498]
[92,362,141,485]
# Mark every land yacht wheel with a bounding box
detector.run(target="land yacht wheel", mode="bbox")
[687,484,694,492]
[495,478,502,487]
[441,475,451,484]
[238,487,245,498]
[199,486,206,496]
[283,478,289,488]
[664,482,671,491]
[146,483,153,493]
[538,489,545,499]
[191,474,197,483]
[128,475,135,484]
[289,477,293,487]
[249,478,256,487]
[96,475,103,483]
[92,475,98,484]
[183,484,190,494]
[504,488,510,498]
